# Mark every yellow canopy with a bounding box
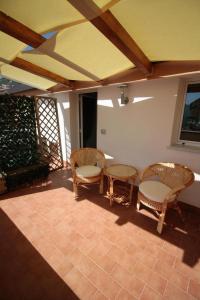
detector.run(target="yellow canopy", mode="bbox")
[0,0,199,90]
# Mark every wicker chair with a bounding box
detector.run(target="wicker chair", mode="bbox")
[70,148,105,196]
[137,163,194,234]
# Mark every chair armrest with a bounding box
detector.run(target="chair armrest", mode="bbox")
[139,167,155,181]
[70,158,76,175]
[165,184,185,201]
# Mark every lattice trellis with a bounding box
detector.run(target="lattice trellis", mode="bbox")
[35,96,63,171]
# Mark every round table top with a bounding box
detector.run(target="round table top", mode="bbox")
[105,164,137,179]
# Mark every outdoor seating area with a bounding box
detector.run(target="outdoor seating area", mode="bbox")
[0,169,200,300]
[0,0,200,299]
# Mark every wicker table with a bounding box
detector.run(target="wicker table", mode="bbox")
[105,164,138,206]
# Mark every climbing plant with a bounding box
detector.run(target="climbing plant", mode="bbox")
[0,94,38,171]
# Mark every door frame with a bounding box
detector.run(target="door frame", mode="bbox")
[78,91,98,148]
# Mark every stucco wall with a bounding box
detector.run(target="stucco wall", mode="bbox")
[53,77,200,207]
[55,92,71,162]
[97,77,200,207]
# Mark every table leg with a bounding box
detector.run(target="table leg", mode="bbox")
[129,183,134,203]
[109,177,114,206]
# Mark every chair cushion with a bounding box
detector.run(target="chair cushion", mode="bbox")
[139,180,172,202]
[76,165,101,178]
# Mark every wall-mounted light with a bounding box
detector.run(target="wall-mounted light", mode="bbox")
[118,84,129,105]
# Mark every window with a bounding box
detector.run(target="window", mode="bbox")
[172,78,200,149]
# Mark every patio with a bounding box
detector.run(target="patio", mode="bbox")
[0,169,200,300]
[0,0,200,299]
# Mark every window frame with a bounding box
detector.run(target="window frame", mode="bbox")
[171,77,200,149]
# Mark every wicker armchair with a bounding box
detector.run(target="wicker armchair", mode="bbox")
[70,148,105,196]
[137,163,194,234]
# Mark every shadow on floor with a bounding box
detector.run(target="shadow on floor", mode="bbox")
[74,179,200,269]
[0,209,78,300]
[0,168,74,201]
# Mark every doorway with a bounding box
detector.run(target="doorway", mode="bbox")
[79,92,97,148]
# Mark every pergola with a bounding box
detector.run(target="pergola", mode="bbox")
[0,0,200,94]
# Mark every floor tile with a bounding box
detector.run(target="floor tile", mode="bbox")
[147,271,167,295]
[115,288,137,300]
[168,270,189,291]
[140,286,163,300]
[154,259,173,279]
[188,280,200,299]
[88,265,121,299]
[64,267,96,299]
[164,282,194,300]
[76,254,97,277]
[111,263,145,298]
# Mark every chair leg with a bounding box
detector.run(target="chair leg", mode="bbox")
[73,182,78,196]
[99,176,104,194]
[109,177,114,206]
[157,206,167,234]
[136,197,141,211]
[174,202,185,222]
[110,195,114,207]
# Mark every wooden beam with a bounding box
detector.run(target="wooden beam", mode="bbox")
[12,88,47,96]
[0,10,100,81]
[153,61,200,77]
[103,61,200,84]
[68,0,152,75]
[13,60,200,96]
[0,11,74,87]
[11,57,73,87]
[15,60,200,96]
[48,84,71,93]
[73,80,102,90]
[0,11,45,48]
[102,68,144,85]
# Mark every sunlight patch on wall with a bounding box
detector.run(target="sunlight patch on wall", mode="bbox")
[63,101,70,109]
[133,96,153,103]
[105,153,114,159]
[194,172,200,182]
[97,99,113,107]
[117,98,125,107]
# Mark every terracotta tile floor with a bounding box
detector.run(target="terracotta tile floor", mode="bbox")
[0,168,200,300]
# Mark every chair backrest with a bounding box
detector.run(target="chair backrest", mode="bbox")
[70,148,105,169]
[141,163,194,189]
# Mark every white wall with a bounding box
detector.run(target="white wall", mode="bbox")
[97,78,200,207]
[55,92,71,162]
[53,77,199,207]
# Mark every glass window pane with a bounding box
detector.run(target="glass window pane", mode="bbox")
[180,83,200,142]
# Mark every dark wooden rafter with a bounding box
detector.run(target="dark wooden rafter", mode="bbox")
[102,61,200,84]
[11,57,73,87]
[0,11,44,48]
[0,11,100,82]
[48,84,71,93]
[68,0,152,75]
[13,88,46,96]
[13,60,200,96]
[0,11,73,87]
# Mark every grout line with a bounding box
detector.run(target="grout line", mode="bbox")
[163,280,170,297]
[138,283,146,300]
[114,287,122,300]
[186,278,191,294]
[145,282,167,298]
